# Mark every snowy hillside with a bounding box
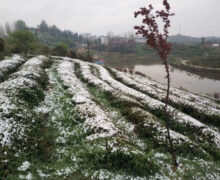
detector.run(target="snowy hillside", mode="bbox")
[0,55,219,179]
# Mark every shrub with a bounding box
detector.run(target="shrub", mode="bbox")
[30,42,51,56]
[69,50,77,58]
[18,87,44,107]
[77,52,93,62]
[52,42,69,56]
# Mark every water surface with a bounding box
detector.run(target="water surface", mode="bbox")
[134,64,220,97]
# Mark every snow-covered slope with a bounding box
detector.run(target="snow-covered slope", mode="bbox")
[0,56,219,180]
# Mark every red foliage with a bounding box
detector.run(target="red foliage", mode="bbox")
[134,1,174,107]
[134,0,174,61]
[134,0,178,167]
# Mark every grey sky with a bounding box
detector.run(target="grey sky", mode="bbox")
[0,0,219,37]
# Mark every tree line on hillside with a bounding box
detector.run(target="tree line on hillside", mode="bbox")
[0,20,93,62]
[0,20,85,47]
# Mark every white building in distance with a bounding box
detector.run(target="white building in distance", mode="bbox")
[100,36,108,45]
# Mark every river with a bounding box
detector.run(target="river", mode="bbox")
[105,60,220,99]
[134,64,220,97]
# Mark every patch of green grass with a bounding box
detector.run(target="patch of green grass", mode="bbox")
[79,147,159,177]
[18,87,45,107]
[170,101,220,128]
[0,111,56,179]
[2,63,92,179]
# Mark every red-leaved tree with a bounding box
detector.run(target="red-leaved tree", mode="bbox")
[134,0,178,167]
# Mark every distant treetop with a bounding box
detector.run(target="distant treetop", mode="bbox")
[14,20,28,31]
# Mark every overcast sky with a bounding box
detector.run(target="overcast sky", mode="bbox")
[0,0,219,37]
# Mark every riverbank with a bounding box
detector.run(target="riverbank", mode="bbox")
[171,58,220,73]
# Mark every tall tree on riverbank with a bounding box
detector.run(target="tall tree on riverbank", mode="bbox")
[134,0,178,167]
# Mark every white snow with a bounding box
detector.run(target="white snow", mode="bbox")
[56,167,74,177]
[59,59,197,148]
[60,58,220,149]
[18,161,31,171]
[0,54,25,81]
[128,71,220,110]
[37,170,50,178]
[23,55,48,67]
[0,56,49,147]
[19,172,32,180]
[1,55,219,179]
[91,63,220,149]
[57,61,119,140]
[111,68,220,117]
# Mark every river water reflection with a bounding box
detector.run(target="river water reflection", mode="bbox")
[105,59,220,98]
[134,64,220,97]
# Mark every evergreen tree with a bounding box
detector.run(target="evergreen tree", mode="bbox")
[49,25,61,36]
[38,20,49,32]
[14,20,28,31]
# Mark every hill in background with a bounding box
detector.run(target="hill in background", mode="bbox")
[168,34,220,44]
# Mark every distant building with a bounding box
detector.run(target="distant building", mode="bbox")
[212,43,219,47]
[82,33,97,41]
[135,37,146,44]
[204,44,212,47]
[82,33,92,39]
[100,36,108,45]
[79,43,87,48]
[108,37,135,47]
[204,43,219,47]
[109,37,127,46]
